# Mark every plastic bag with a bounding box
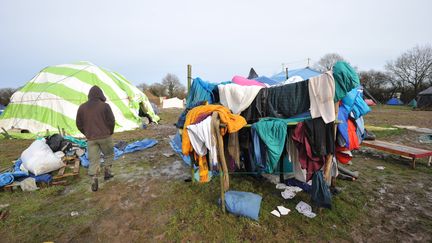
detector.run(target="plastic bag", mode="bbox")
[21,139,64,175]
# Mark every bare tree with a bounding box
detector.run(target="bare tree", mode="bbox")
[314,53,347,72]
[359,70,393,102]
[136,83,149,92]
[161,73,186,98]
[149,83,166,97]
[0,88,16,106]
[385,45,432,97]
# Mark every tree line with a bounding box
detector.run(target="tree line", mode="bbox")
[0,44,431,106]
[314,45,432,103]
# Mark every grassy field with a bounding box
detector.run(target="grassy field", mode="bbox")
[0,106,431,242]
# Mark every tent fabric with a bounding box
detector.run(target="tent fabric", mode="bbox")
[247,68,259,80]
[0,62,159,136]
[386,97,403,105]
[162,97,184,109]
[255,76,279,86]
[408,99,417,108]
[271,67,321,82]
[417,86,432,109]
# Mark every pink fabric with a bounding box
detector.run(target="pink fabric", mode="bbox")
[232,76,266,87]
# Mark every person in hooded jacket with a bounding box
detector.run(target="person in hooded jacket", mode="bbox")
[76,86,115,191]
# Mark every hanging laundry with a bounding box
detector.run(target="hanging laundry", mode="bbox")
[218,83,263,114]
[176,101,207,129]
[304,118,335,157]
[250,125,267,172]
[333,61,360,102]
[253,118,288,173]
[241,80,310,123]
[311,171,332,209]
[266,80,310,119]
[187,116,217,167]
[232,75,266,87]
[292,122,325,181]
[182,105,246,182]
[341,87,371,119]
[308,71,336,124]
[186,77,218,108]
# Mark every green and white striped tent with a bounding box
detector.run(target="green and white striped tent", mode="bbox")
[0,61,159,137]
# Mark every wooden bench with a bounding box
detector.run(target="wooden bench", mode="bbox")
[361,140,432,169]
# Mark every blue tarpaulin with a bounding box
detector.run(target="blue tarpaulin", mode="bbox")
[271,67,321,82]
[169,132,192,166]
[80,139,158,168]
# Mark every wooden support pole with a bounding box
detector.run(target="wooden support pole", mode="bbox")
[324,103,339,184]
[187,64,192,96]
[62,128,66,137]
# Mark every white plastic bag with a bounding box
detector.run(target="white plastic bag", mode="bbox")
[21,139,64,175]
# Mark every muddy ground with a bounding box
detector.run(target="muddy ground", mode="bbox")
[0,106,431,242]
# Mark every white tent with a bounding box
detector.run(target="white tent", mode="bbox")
[162,97,184,109]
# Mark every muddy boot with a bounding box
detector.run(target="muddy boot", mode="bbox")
[104,166,114,181]
[91,177,98,192]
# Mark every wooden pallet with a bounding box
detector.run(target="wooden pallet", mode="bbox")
[2,155,80,192]
[362,140,432,169]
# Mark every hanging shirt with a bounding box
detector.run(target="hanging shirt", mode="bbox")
[187,116,217,167]
[308,71,336,124]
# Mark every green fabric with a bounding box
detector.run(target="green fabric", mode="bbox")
[64,135,87,148]
[333,61,360,102]
[254,116,311,173]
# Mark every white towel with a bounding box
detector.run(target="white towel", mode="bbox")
[218,83,263,114]
[186,116,217,166]
[309,71,335,124]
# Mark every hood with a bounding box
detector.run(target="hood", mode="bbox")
[88,86,106,102]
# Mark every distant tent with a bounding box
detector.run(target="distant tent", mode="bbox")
[247,68,259,80]
[0,104,5,115]
[408,99,417,108]
[417,86,432,110]
[162,97,184,109]
[0,61,159,136]
[365,99,376,106]
[386,97,404,105]
[271,67,321,82]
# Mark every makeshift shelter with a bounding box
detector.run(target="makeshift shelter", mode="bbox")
[271,67,321,82]
[417,86,432,110]
[174,61,367,215]
[386,97,403,105]
[0,61,159,136]
[162,97,185,109]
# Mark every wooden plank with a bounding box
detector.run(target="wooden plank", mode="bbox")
[53,172,78,180]
[57,166,66,176]
[73,159,80,174]
[362,140,432,159]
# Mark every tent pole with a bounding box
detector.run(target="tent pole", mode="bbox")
[285,67,289,80]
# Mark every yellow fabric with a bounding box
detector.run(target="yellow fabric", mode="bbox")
[182,104,246,156]
[182,104,246,183]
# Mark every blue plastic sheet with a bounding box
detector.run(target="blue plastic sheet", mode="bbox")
[169,132,192,166]
[223,191,262,221]
[81,139,158,167]
[0,173,14,187]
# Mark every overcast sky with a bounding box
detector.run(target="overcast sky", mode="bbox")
[1,0,431,88]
